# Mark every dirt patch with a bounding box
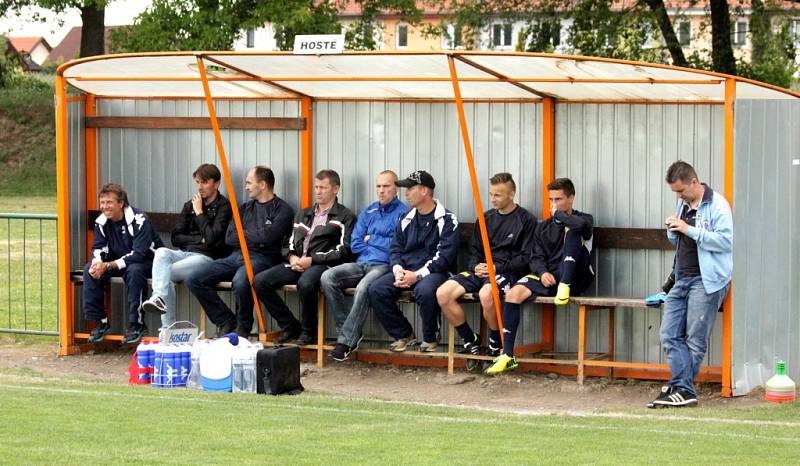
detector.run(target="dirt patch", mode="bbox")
[0,338,767,414]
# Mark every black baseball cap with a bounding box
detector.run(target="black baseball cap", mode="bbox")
[395,170,435,189]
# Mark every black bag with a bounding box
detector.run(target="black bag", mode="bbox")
[256,346,304,395]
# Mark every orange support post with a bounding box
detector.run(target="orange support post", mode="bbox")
[540,97,556,351]
[56,74,74,356]
[447,55,504,340]
[721,78,736,397]
[300,97,314,208]
[196,56,267,339]
[84,94,98,262]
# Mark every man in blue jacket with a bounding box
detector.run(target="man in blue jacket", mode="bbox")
[185,166,294,338]
[649,161,732,409]
[370,170,459,353]
[84,184,164,344]
[321,170,408,361]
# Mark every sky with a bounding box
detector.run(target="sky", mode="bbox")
[0,0,152,46]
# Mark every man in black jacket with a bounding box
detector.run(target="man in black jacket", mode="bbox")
[370,170,459,353]
[254,169,356,345]
[185,166,294,337]
[84,184,164,344]
[485,177,594,375]
[141,164,232,329]
[436,173,536,371]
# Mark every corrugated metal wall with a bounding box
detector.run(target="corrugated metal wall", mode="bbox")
[314,101,544,346]
[732,99,800,395]
[555,103,725,366]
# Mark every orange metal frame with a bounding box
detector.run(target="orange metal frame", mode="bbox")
[54,51,787,392]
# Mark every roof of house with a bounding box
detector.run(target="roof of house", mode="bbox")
[47,26,119,64]
[7,36,51,54]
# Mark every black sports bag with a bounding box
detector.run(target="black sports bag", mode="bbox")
[256,346,304,395]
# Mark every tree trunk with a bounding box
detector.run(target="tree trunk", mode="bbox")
[642,0,687,67]
[709,0,736,74]
[79,3,106,58]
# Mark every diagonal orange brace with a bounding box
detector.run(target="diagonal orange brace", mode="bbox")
[196,56,267,338]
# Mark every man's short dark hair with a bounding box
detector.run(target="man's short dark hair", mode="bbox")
[490,172,516,192]
[665,161,698,184]
[252,166,275,190]
[316,169,341,187]
[547,178,575,197]
[192,164,221,182]
[98,183,129,207]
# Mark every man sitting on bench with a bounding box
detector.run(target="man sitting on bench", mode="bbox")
[84,183,164,344]
[485,177,594,375]
[140,164,232,329]
[185,166,294,337]
[370,170,458,353]
[436,173,536,372]
[254,169,356,345]
[321,170,407,362]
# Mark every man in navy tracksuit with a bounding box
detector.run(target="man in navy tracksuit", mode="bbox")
[321,170,408,361]
[84,183,164,344]
[485,177,594,375]
[370,170,459,352]
[254,169,356,346]
[186,166,294,338]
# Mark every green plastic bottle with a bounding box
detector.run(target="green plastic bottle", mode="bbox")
[765,361,796,403]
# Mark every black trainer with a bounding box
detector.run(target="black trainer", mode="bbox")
[461,335,481,373]
[652,387,698,408]
[647,385,673,408]
[215,318,237,338]
[121,323,147,345]
[87,322,111,343]
[276,324,301,344]
[236,324,252,339]
[296,331,315,346]
[482,345,501,372]
[329,343,352,362]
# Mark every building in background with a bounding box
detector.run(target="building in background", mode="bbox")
[6,36,51,71]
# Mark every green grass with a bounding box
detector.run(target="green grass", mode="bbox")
[0,373,797,464]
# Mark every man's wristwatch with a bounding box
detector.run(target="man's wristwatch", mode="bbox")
[415,272,422,282]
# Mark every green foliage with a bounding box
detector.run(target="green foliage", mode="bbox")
[271,0,342,51]
[737,0,798,88]
[344,0,423,51]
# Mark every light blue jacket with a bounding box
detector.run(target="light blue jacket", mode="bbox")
[668,184,733,293]
[351,197,408,265]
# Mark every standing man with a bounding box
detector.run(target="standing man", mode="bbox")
[485,178,594,375]
[370,170,459,353]
[141,164,232,328]
[185,166,294,338]
[436,173,536,371]
[321,170,407,361]
[254,169,356,346]
[649,161,732,408]
[84,184,164,344]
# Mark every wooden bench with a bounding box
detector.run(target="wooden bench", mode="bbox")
[74,210,680,384]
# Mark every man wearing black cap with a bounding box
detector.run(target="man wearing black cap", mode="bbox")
[369,170,459,352]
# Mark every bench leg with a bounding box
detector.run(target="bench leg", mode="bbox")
[198,307,207,338]
[607,307,615,378]
[577,305,587,385]
[447,323,455,375]
[317,295,325,368]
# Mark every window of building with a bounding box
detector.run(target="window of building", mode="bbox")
[732,20,748,47]
[246,29,255,48]
[791,19,800,45]
[677,20,691,47]
[442,24,463,49]
[397,24,408,48]
[492,23,513,48]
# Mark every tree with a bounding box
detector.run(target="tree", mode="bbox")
[641,0,687,67]
[737,0,798,87]
[0,0,109,57]
[709,0,737,74]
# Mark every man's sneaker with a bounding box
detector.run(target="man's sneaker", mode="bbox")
[651,387,698,408]
[296,331,315,346]
[554,282,571,305]
[329,343,352,362]
[419,341,438,352]
[482,346,502,371]
[121,323,147,345]
[484,354,518,375]
[461,335,481,373]
[276,324,301,344]
[141,295,167,315]
[87,322,111,343]
[236,324,252,339]
[215,319,237,338]
[389,335,418,352]
[647,385,673,409]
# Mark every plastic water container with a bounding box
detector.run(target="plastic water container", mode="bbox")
[135,341,155,384]
[765,360,796,403]
[186,339,211,390]
[232,345,257,393]
[152,344,188,388]
[199,336,239,392]
[177,344,191,387]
